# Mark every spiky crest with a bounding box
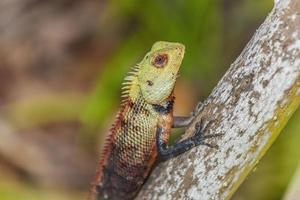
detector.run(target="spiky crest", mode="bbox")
[120,63,141,104]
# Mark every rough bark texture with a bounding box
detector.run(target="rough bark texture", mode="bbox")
[137,0,300,199]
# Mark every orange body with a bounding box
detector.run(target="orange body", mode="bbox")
[88,95,174,200]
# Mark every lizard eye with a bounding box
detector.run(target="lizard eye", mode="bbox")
[152,54,168,68]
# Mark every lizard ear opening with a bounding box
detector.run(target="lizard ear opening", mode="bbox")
[146,80,153,86]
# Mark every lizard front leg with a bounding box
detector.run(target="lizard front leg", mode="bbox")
[157,118,222,161]
[172,116,194,128]
[172,102,204,128]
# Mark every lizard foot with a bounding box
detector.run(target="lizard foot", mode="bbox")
[192,118,223,148]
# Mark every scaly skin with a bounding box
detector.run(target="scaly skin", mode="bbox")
[88,41,218,200]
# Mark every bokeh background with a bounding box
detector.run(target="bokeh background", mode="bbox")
[0,0,299,199]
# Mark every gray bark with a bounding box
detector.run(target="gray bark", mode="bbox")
[137,0,300,199]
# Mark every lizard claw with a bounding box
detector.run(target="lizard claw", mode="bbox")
[196,142,219,149]
[190,102,205,117]
[196,102,204,113]
[194,118,214,135]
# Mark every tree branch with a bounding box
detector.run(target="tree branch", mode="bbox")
[137,0,300,199]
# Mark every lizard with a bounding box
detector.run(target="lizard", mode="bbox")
[88,41,221,200]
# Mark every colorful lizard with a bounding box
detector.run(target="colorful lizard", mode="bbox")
[88,41,220,200]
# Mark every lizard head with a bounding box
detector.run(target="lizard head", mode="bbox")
[137,41,185,104]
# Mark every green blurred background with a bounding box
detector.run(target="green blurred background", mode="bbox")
[0,0,299,199]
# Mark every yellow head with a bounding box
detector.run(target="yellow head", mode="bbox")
[137,41,185,104]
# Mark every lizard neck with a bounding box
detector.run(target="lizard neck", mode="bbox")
[130,77,174,102]
[152,93,175,115]
[123,76,174,115]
